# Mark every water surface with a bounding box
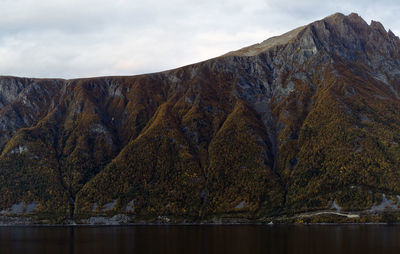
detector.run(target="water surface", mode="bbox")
[0,224,399,254]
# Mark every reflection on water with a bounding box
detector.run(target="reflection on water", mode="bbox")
[0,225,399,254]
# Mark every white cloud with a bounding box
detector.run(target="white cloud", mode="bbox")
[0,0,398,78]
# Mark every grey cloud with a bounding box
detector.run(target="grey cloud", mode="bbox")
[0,0,399,78]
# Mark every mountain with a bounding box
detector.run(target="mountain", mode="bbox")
[0,13,400,224]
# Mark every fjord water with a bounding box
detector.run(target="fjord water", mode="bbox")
[0,225,400,254]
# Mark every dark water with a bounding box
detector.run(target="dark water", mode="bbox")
[0,225,399,254]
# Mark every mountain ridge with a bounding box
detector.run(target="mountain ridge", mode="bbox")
[1,12,400,224]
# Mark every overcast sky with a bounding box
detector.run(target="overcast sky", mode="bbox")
[0,0,399,79]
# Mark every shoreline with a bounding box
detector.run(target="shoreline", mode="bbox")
[0,222,396,227]
[2,208,400,226]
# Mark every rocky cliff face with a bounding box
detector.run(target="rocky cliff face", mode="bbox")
[1,13,400,223]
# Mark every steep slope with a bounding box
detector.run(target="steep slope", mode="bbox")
[0,12,400,223]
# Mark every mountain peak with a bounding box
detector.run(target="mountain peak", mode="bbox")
[325,12,346,20]
[226,12,398,61]
[224,12,359,57]
[370,20,386,33]
[348,12,365,22]
[323,12,367,26]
